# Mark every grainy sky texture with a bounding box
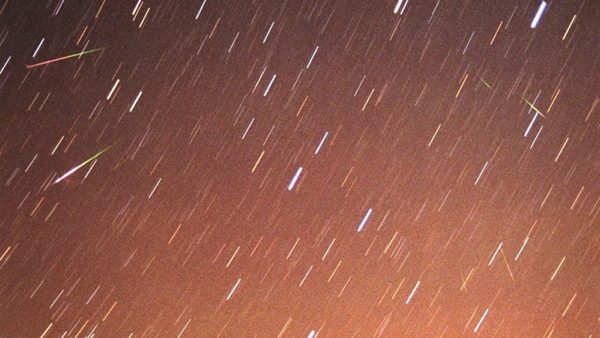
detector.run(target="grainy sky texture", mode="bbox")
[1,0,600,337]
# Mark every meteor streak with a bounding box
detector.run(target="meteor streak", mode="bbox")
[480,78,492,89]
[54,145,111,184]
[523,98,546,118]
[26,48,104,69]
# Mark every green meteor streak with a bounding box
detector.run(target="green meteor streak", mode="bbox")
[26,48,105,69]
[54,145,111,184]
[523,98,546,118]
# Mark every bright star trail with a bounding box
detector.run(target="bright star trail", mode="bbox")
[1,1,599,337]
[531,1,548,29]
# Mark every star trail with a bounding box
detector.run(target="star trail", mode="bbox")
[1,0,600,337]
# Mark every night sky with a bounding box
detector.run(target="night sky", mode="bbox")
[1,0,600,337]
